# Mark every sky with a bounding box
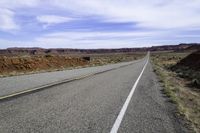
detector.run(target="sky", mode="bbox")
[0,0,200,49]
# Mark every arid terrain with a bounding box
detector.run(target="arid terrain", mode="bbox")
[0,43,199,56]
[0,43,200,132]
[151,50,200,132]
[0,43,199,77]
[0,52,145,77]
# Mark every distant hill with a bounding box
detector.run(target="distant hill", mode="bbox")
[171,50,200,88]
[0,48,148,56]
[175,50,200,71]
[149,43,192,51]
[0,43,199,56]
[184,44,200,51]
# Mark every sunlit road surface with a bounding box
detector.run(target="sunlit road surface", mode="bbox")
[0,53,187,133]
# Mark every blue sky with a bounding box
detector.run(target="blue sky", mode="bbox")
[0,0,200,49]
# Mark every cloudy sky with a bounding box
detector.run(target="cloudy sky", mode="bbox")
[0,0,200,49]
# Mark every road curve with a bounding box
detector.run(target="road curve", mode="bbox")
[0,54,188,133]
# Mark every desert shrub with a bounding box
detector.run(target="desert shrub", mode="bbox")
[45,54,53,58]
[82,57,90,61]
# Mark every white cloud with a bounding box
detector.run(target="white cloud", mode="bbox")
[0,0,39,8]
[0,0,200,48]
[0,31,161,48]
[0,0,39,32]
[36,15,73,28]
[0,9,19,31]
[33,31,167,48]
[0,29,199,49]
[1,0,200,30]
[50,0,200,29]
[43,31,156,38]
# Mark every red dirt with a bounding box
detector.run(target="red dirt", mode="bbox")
[0,55,88,75]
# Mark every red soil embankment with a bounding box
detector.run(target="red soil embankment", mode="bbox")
[0,55,88,75]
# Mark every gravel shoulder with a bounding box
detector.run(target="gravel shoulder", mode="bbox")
[119,62,189,133]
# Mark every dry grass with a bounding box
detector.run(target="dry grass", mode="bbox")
[0,52,145,77]
[151,51,200,133]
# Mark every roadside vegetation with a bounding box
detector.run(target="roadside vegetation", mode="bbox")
[151,51,200,133]
[0,52,145,77]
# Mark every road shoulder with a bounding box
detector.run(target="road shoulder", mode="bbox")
[118,62,190,133]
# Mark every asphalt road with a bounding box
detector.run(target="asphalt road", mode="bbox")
[0,54,188,133]
[0,59,140,97]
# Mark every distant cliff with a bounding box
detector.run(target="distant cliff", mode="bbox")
[0,43,199,56]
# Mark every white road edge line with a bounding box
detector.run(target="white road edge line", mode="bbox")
[110,52,149,133]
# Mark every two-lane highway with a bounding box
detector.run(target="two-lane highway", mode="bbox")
[0,54,188,133]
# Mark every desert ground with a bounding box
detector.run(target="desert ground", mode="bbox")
[0,44,199,132]
[0,52,145,77]
[151,50,200,132]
